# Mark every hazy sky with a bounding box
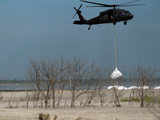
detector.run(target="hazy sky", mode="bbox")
[0,0,159,79]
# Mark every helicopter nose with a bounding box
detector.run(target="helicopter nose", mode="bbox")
[129,14,134,19]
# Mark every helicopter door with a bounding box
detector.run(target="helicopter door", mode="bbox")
[108,10,114,20]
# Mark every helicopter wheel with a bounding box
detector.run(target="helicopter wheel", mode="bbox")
[124,21,127,25]
[113,21,116,25]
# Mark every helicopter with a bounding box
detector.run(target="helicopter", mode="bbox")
[73,0,143,30]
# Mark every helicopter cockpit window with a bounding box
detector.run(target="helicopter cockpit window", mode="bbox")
[120,11,125,16]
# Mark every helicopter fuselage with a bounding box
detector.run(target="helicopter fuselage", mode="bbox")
[73,9,134,25]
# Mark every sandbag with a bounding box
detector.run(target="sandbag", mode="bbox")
[110,67,122,79]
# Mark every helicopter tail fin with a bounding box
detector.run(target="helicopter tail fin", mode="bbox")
[73,7,86,21]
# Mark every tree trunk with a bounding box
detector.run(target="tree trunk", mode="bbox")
[45,89,50,108]
[140,88,144,107]
[71,90,75,108]
[52,87,56,108]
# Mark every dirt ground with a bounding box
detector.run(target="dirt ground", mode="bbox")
[0,90,159,120]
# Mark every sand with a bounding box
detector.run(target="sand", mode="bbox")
[0,90,159,120]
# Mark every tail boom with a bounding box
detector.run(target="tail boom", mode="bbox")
[73,20,88,25]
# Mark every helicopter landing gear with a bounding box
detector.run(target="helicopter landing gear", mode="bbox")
[113,19,116,25]
[124,21,127,25]
[88,25,92,30]
[113,22,116,25]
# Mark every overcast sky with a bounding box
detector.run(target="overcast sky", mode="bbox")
[0,0,158,79]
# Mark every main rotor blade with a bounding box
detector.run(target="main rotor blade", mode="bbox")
[119,3,144,7]
[81,0,114,7]
[86,5,107,7]
[73,8,77,18]
[81,0,144,8]
[121,0,141,5]
[72,4,83,19]
[78,4,83,9]
[119,0,144,7]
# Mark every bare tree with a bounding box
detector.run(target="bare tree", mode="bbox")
[40,60,58,108]
[28,60,42,108]
[27,58,109,108]
[136,66,156,107]
[65,58,90,108]
[89,64,106,107]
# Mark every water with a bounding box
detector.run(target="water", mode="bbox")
[0,79,160,91]
[0,81,35,91]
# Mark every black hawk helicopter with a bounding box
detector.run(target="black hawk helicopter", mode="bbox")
[73,0,142,30]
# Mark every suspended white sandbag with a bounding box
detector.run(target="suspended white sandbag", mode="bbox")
[110,67,123,79]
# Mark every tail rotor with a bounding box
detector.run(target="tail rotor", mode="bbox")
[72,4,83,19]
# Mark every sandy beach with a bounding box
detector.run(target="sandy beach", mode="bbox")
[0,90,159,120]
[0,105,158,120]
